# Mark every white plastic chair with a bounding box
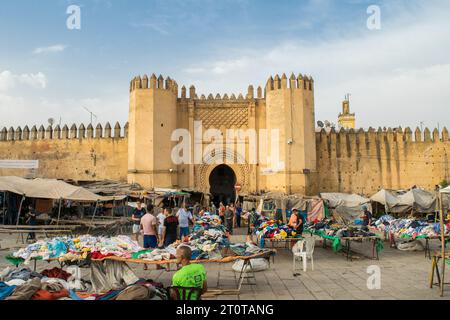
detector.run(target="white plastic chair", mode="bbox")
[292,237,315,272]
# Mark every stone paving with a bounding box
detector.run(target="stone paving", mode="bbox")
[1,228,449,300]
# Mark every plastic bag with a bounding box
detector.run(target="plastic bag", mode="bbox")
[232,258,269,273]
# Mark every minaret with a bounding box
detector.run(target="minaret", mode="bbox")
[338,95,356,129]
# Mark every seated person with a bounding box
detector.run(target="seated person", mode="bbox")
[288,209,303,236]
[360,206,373,229]
[171,246,207,300]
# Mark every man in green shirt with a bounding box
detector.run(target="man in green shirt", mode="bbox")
[171,246,207,300]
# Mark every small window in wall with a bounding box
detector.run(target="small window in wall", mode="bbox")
[161,123,164,127]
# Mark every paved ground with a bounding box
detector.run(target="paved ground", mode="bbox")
[1,228,449,300]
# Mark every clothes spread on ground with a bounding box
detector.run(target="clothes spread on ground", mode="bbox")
[0,282,16,300]
[41,267,72,280]
[374,215,446,239]
[0,264,168,300]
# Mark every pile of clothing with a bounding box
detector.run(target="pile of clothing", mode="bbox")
[374,215,443,239]
[11,235,143,265]
[0,265,167,301]
[167,224,231,260]
[193,213,223,233]
[228,242,270,256]
[256,220,301,239]
[305,219,376,238]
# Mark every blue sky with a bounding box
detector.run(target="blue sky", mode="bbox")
[0,0,449,130]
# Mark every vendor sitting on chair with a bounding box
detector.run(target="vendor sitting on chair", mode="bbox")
[288,209,304,236]
[360,205,373,229]
[171,246,207,300]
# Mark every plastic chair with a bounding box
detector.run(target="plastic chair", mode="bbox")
[168,286,203,300]
[292,236,315,272]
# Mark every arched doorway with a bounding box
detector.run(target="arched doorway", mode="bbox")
[209,164,236,206]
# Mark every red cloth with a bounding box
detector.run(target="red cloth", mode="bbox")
[91,251,115,260]
[32,289,69,300]
[41,267,72,281]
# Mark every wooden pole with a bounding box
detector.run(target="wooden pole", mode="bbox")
[56,198,62,226]
[88,201,99,234]
[16,195,25,226]
[439,192,445,297]
[112,199,116,217]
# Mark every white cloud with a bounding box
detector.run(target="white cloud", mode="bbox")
[33,44,67,55]
[177,2,450,129]
[0,70,47,91]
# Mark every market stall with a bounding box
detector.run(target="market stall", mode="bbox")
[301,193,380,260]
[370,188,446,257]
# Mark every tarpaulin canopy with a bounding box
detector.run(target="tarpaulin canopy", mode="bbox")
[440,186,450,212]
[370,188,437,214]
[320,192,371,222]
[0,176,105,202]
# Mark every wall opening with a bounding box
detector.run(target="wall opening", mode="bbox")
[209,164,236,206]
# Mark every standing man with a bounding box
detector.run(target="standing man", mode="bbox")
[246,208,259,242]
[156,208,166,247]
[171,246,207,300]
[210,202,217,215]
[219,202,226,224]
[132,200,146,243]
[140,204,158,270]
[177,204,194,240]
[26,205,37,242]
[163,208,179,247]
[224,205,234,235]
[235,201,242,228]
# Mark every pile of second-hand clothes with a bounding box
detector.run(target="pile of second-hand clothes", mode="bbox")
[304,219,377,238]
[0,265,168,300]
[135,213,271,261]
[256,220,302,240]
[10,235,143,265]
[374,215,443,239]
[192,213,224,233]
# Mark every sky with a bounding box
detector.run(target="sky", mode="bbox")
[0,0,449,131]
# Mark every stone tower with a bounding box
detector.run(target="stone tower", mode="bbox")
[127,74,179,188]
[338,98,356,129]
[264,73,317,195]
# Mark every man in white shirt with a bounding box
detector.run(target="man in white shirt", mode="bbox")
[176,204,194,239]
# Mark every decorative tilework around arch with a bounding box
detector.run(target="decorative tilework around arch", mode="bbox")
[195,148,250,194]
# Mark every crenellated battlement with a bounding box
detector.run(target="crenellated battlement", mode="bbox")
[130,72,312,101]
[0,122,129,142]
[316,126,449,143]
[130,74,178,95]
[265,73,314,92]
